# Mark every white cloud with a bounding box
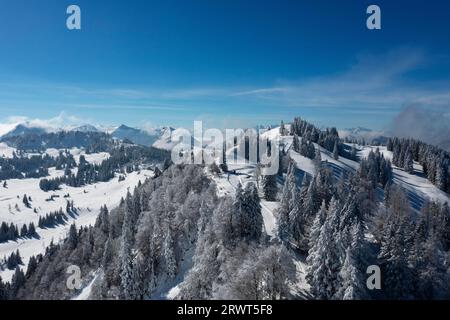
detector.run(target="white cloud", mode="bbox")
[2,112,87,132]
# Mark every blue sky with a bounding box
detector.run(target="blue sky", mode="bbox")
[0,0,450,130]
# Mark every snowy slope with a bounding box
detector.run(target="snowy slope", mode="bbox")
[0,123,19,138]
[359,146,449,209]
[290,137,447,210]
[40,148,110,165]
[0,142,16,158]
[207,125,449,299]
[202,134,310,299]
[73,269,101,300]
[289,150,317,176]
[0,165,153,282]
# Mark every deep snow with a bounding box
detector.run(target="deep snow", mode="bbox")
[0,158,153,282]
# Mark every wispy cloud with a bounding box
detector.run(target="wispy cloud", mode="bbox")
[227,47,450,110]
[0,47,449,130]
[230,87,289,97]
[3,112,87,130]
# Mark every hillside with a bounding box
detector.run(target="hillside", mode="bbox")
[1,119,449,301]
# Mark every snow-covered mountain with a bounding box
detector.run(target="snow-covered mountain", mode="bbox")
[69,124,100,133]
[152,126,177,150]
[0,123,20,138]
[2,117,449,301]
[0,121,179,150]
[111,125,182,150]
[110,124,162,147]
[1,124,49,139]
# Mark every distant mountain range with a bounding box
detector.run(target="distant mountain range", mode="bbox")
[110,124,162,147]
[0,121,177,150]
[2,119,447,152]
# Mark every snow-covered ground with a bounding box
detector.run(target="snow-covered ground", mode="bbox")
[289,151,317,176]
[0,142,16,158]
[207,127,449,299]
[0,145,110,165]
[0,163,153,282]
[4,125,447,298]
[66,148,110,165]
[73,269,101,300]
[359,145,449,209]
[0,123,18,138]
[202,132,310,298]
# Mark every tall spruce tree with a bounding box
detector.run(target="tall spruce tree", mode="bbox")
[262,175,278,201]
[242,183,263,241]
[307,197,342,299]
[164,227,177,279]
[278,163,296,242]
[120,201,137,299]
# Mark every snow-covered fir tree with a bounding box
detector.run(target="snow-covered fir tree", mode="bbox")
[278,162,296,242]
[163,226,177,279]
[119,199,137,299]
[262,175,278,201]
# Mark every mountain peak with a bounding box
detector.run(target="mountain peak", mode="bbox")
[116,124,138,131]
[70,124,99,133]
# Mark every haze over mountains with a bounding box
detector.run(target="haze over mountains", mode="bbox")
[386,106,450,151]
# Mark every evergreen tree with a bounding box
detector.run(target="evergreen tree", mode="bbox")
[279,120,286,136]
[336,222,368,300]
[262,175,278,201]
[10,266,25,298]
[302,178,320,222]
[333,141,339,160]
[95,205,110,234]
[232,183,245,239]
[404,150,414,174]
[67,223,78,250]
[378,187,414,299]
[308,201,327,251]
[307,198,342,299]
[293,134,300,152]
[278,163,296,241]
[289,182,309,251]
[20,224,28,238]
[313,147,322,168]
[351,144,357,161]
[0,276,7,300]
[164,227,177,279]
[28,222,36,237]
[220,141,229,172]
[120,200,137,299]
[242,183,263,241]
[102,236,113,267]
[22,194,30,208]
[25,256,37,278]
